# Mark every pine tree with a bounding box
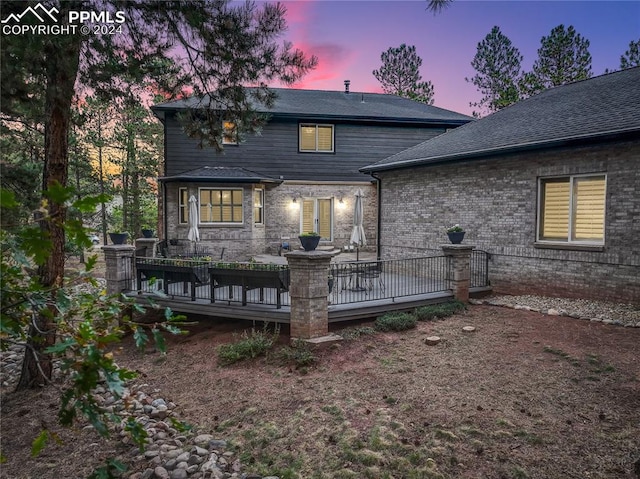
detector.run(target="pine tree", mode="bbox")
[372,44,435,105]
[620,39,640,69]
[1,0,316,390]
[524,24,592,95]
[467,26,523,116]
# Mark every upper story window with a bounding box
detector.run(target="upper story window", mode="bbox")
[222,121,238,145]
[199,188,243,224]
[179,187,189,224]
[299,124,334,152]
[538,174,606,244]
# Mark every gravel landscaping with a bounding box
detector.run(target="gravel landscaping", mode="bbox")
[474,294,640,328]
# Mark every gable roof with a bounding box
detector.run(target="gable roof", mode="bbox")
[361,67,640,173]
[159,166,281,184]
[152,87,472,125]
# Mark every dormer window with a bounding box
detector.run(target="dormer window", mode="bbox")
[299,124,334,152]
[222,121,238,145]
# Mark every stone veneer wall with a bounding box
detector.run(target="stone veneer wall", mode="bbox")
[164,182,377,261]
[376,138,640,303]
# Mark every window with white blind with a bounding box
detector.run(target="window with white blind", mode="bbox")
[301,198,333,240]
[199,188,243,224]
[299,124,334,152]
[538,174,606,244]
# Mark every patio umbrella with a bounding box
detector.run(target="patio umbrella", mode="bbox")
[187,195,199,253]
[350,189,367,261]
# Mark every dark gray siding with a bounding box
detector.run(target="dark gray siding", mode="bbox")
[164,115,446,181]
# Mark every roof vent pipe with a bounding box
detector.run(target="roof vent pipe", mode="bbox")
[344,79,350,94]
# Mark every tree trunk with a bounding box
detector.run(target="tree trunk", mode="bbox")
[17,13,83,390]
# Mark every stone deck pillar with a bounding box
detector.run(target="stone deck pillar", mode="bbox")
[442,244,475,303]
[134,238,158,257]
[102,245,135,295]
[285,250,333,339]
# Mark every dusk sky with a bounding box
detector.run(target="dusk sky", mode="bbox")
[266,0,639,116]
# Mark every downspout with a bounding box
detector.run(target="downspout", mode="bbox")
[161,114,168,241]
[371,172,382,260]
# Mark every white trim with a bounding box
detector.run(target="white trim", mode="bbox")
[178,187,188,224]
[299,123,334,153]
[299,196,334,240]
[197,187,244,225]
[537,173,607,245]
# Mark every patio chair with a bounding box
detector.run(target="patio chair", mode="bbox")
[278,235,291,256]
[359,261,385,292]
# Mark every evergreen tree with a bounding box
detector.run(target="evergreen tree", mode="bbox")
[372,44,435,104]
[620,39,640,69]
[1,0,316,390]
[426,0,453,13]
[467,26,523,116]
[524,24,592,95]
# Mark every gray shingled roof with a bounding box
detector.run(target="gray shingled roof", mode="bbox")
[361,67,640,173]
[152,87,472,124]
[159,166,281,183]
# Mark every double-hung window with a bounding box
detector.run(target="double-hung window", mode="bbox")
[199,188,243,224]
[299,124,334,152]
[538,174,606,244]
[179,188,189,224]
[253,188,264,225]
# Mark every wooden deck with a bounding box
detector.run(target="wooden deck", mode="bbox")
[131,286,491,324]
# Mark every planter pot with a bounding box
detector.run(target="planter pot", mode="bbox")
[141,229,154,238]
[447,231,465,244]
[298,235,321,251]
[108,232,128,245]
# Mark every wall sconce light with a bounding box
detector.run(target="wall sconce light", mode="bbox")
[338,197,344,204]
[292,197,297,203]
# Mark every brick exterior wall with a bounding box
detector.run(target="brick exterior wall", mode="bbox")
[376,138,640,304]
[163,182,377,262]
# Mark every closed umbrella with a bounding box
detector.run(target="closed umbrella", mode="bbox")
[350,189,366,261]
[187,195,199,253]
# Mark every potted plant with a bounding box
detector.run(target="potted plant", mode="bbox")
[141,226,155,238]
[108,231,129,245]
[446,224,465,244]
[298,231,321,251]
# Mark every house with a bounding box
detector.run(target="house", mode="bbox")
[151,83,472,260]
[361,67,640,303]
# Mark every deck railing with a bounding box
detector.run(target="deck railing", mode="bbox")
[133,258,291,308]
[126,251,489,308]
[329,256,450,305]
[471,250,491,288]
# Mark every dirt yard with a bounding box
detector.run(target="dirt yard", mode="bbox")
[1,305,639,479]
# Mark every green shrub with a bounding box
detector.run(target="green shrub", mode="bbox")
[414,300,466,321]
[375,312,417,332]
[276,339,317,368]
[217,325,279,365]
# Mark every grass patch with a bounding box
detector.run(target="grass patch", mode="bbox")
[414,300,466,321]
[433,429,458,442]
[217,325,279,365]
[375,312,417,332]
[340,326,377,340]
[514,430,544,445]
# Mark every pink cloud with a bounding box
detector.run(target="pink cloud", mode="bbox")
[282,0,313,25]
[289,42,354,90]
